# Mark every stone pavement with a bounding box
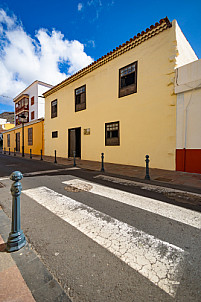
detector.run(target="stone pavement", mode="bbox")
[7,151,201,191]
[0,207,71,302]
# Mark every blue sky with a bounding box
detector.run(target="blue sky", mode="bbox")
[0,0,201,113]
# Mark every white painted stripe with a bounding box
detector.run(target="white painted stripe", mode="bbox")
[66,167,80,171]
[23,167,80,176]
[62,179,201,229]
[23,186,186,297]
[94,174,201,197]
[0,177,9,181]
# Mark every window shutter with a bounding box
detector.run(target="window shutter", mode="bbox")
[119,61,137,98]
[28,128,33,145]
[75,85,86,112]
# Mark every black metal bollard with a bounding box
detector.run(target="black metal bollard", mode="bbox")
[6,171,26,252]
[40,149,43,161]
[54,150,57,163]
[145,155,150,180]
[73,151,76,167]
[30,149,32,159]
[14,148,16,156]
[101,153,105,172]
[4,147,6,154]
[9,148,10,155]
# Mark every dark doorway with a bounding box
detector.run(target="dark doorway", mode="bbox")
[16,132,20,152]
[68,127,81,158]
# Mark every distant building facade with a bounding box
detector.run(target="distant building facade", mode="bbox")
[43,18,197,171]
[3,118,44,155]
[2,80,52,154]
[14,81,53,125]
[0,112,14,124]
[0,116,15,147]
[175,59,201,173]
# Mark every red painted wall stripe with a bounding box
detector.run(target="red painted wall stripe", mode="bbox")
[176,149,201,174]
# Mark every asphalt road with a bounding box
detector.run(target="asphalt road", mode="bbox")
[0,154,201,302]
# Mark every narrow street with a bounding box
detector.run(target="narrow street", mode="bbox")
[0,154,201,302]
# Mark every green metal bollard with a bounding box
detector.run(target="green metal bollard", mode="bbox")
[6,171,26,252]
[145,155,150,180]
[73,151,76,167]
[101,153,105,172]
[54,150,57,164]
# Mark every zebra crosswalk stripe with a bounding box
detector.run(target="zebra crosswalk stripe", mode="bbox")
[23,186,186,297]
[62,179,201,230]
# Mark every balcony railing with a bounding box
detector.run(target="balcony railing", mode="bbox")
[15,112,29,126]
[15,97,29,114]
[15,104,29,114]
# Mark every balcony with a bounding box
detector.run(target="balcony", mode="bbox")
[15,112,29,126]
[15,96,29,114]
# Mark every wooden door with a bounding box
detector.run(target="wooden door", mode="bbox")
[16,132,20,151]
[68,129,76,157]
[68,127,81,158]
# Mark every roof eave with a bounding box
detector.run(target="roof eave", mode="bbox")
[43,17,172,98]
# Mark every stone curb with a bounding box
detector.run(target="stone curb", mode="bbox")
[0,209,72,302]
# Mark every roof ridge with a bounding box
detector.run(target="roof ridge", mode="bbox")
[13,80,53,102]
[44,17,172,97]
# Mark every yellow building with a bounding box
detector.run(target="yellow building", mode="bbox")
[3,118,44,155]
[0,117,15,147]
[3,123,15,130]
[43,18,197,170]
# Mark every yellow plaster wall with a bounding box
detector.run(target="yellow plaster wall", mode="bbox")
[3,121,44,155]
[4,123,15,130]
[44,26,177,170]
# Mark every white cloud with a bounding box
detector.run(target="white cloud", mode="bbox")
[78,3,83,11]
[0,9,15,28]
[86,0,103,21]
[87,0,102,7]
[87,40,95,48]
[0,9,93,106]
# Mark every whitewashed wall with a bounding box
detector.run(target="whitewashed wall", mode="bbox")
[174,20,198,68]
[28,83,38,121]
[38,84,52,119]
[175,59,201,149]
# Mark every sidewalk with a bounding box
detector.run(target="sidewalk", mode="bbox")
[4,151,201,191]
[0,207,71,302]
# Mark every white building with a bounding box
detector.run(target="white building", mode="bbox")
[13,81,53,125]
[175,58,201,174]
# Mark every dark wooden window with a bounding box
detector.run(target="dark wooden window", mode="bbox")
[7,134,10,147]
[31,111,35,120]
[52,131,58,138]
[119,61,137,98]
[75,85,86,112]
[51,99,57,118]
[105,121,120,146]
[31,96,34,105]
[28,128,33,145]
